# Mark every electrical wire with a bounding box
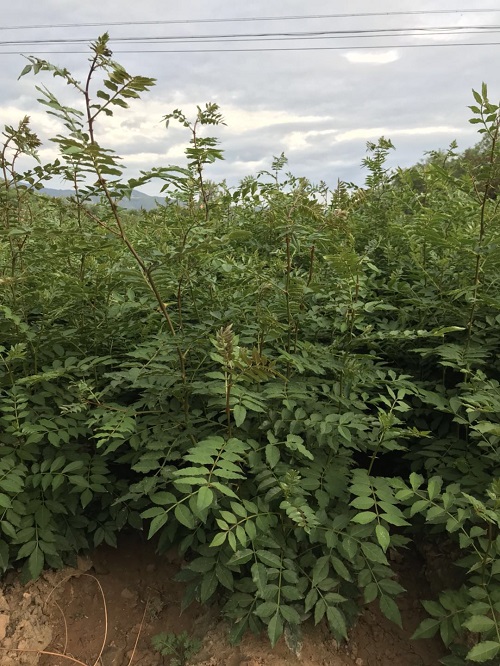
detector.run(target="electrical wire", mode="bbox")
[0,25,498,48]
[1,42,498,55]
[1,8,500,31]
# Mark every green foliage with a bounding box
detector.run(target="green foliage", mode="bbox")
[151,630,201,666]
[1,38,499,663]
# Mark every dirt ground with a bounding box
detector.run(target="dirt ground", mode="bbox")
[0,534,446,666]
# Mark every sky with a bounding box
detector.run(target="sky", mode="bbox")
[2,0,500,195]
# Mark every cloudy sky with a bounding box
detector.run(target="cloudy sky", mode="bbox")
[2,0,500,194]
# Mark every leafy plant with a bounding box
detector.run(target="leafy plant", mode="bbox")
[151,631,201,666]
[1,35,499,664]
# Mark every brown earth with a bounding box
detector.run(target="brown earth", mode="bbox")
[0,534,446,666]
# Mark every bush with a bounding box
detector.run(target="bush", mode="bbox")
[0,35,499,664]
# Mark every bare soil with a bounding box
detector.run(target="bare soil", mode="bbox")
[0,534,446,666]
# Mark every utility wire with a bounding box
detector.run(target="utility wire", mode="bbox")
[1,42,499,55]
[0,25,498,47]
[1,8,500,31]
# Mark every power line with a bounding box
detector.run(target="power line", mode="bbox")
[1,41,499,55]
[1,25,498,47]
[1,8,500,31]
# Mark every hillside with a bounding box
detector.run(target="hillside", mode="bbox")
[41,186,163,210]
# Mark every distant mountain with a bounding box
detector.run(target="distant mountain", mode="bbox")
[40,187,163,211]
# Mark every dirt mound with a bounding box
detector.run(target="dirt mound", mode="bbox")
[0,534,445,666]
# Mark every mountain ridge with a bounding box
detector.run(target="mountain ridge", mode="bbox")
[40,187,163,211]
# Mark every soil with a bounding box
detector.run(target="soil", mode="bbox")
[0,534,446,666]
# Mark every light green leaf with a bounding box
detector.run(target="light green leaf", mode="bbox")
[350,496,375,510]
[375,524,390,552]
[463,615,496,633]
[197,486,214,512]
[209,532,227,548]
[233,404,247,427]
[352,511,377,524]
[466,641,500,663]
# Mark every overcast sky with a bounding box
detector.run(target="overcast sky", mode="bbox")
[2,0,500,194]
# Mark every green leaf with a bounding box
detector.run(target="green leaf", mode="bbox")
[350,496,375,510]
[209,532,227,548]
[268,612,284,647]
[215,563,234,590]
[17,540,37,559]
[252,562,268,594]
[281,585,303,601]
[280,604,301,624]
[305,588,318,613]
[188,557,215,573]
[19,64,32,78]
[227,549,253,566]
[151,491,176,506]
[327,606,347,639]
[409,473,424,490]
[352,511,377,524]
[312,556,329,585]
[0,477,23,493]
[409,499,430,517]
[0,494,12,509]
[233,404,247,427]
[331,556,352,581]
[28,546,44,579]
[148,511,168,539]
[375,524,390,552]
[197,486,214,512]
[80,488,93,508]
[256,550,282,568]
[379,594,402,628]
[466,641,500,663]
[412,617,441,640]
[427,476,443,501]
[266,444,280,469]
[0,540,9,571]
[314,598,327,624]
[200,569,218,602]
[361,542,387,564]
[175,504,195,529]
[472,89,483,104]
[254,601,279,618]
[463,615,496,633]
[364,581,378,604]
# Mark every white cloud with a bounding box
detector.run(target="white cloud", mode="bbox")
[282,129,337,151]
[2,0,497,192]
[223,107,332,133]
[343,50,399,64]
[0,106,60,137]
[335,126,465,142]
